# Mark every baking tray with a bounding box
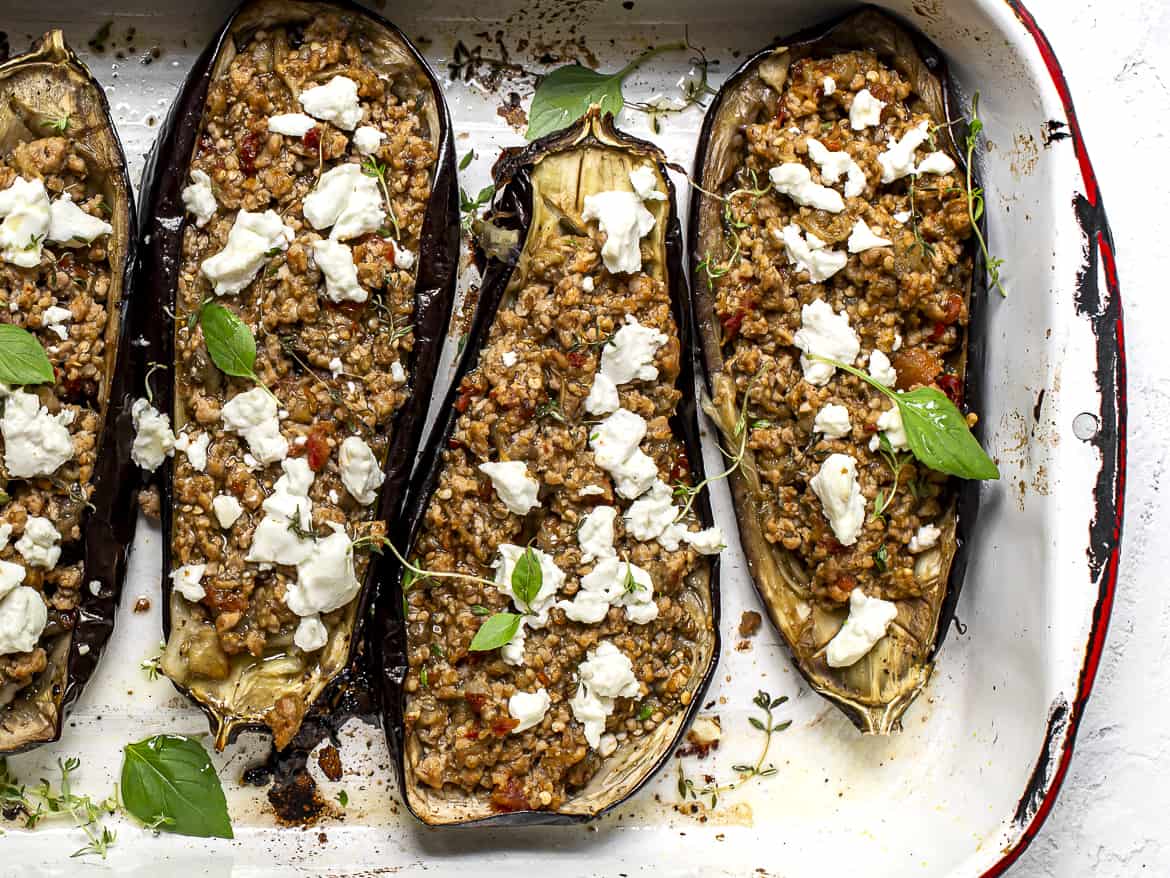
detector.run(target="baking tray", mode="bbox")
[0,0,1124,876]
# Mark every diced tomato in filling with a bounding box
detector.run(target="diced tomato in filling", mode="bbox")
[567,350,588,368]
[464,692,487,714]
[936,373,963,405]
[305,427,331,471]
[930,321,947,342]
[670,447,690,483]
[722,309,746,340]
[490,778,528,812]
[239,131,261,176]
[491,716,520,737]
[302,126,320,151]
[454,388,474,413]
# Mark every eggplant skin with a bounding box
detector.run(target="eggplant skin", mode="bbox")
[135,0,459,750]
[378,108,721,827]
[0,32,139,755]
[688,9,985,734]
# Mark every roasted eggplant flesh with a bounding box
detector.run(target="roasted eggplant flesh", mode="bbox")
[692,10,973,733]
[156,3,448,750]
[0,32,135,752]
[395,110,717,825]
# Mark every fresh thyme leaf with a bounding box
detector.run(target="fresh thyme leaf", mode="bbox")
[511,546,542,612]
[121,735,233,839]
[198,302,260,384]
[459,149,475,171]
[1,756,118,858]
[0,324,55,385]
[872,544,889,573]
[621,562,644,595]
[469,612,522,652]
[964,92,1007,297]
[430,642,446,659]
[46,113,71,134]
[636,704,653,721]
[420,666,429,688]
[470,604,491,616]
[336,790,348,807]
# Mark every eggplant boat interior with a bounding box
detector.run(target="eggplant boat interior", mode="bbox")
[0,32,137,752]
[136,0,457,750]
[690,9,987,733]
[380,108,720,825]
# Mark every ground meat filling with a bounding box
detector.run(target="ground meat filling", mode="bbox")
[406,232,707,812]
[709,51,973,605]
[170,17,431,672]
[0,138,113,695]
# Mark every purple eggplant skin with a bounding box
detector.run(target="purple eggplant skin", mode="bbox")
[0,32,139,754]
[378,108,721,827]
[133,0,459,750]
[688,6,987,734]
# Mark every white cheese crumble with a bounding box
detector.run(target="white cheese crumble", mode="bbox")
[294,614,328,652]
[501,351,518,368]
[508,688,551,733]
[560,556,658,625]
[299,75,364,131]
[893,210,911,224]
[577,505,617,563]
[909,523,942,553]
[805,138,866,198]
[792,299,860,386]
[478,460,540,515]
[589,408,659,500]
[870,404,909,451]
[493,543,565,623]
[267,113,317,137]
[130,398,175,472]
[181,170,217,227]
[173,430,209,472]
[2,388,74,478]
[822,76,837,95]
[47,195,112,246]
[390,361,406,385]
[201,209,294,296]
[813,402,852,438]
[768,163,845,213]
[868,350,898,387]
[170,564,207,602]
[15,517,60,570]
[600,315,668,384]
[581,191,656,274]
[584,372,619,416]
[825,588,898,668]
[0,176,50,267]
[849,88,887,130]
[624,479,685,550]
[0,563,26,603]
[43,305,72,341]
[683,527,726,555]
[352,126,386,155]
[878,121,930,184]
[390,240,416,270]
[212,494,243,529]
[809,453,865,546]
[916,151,957,176]
[87,578,99,596]
[303,163,384,241]
[339,435,384,506]
[579,484,606,497]
[847,218,893,253]
[570,641,641,749]
[778,224,847,283]
[581,276,595,293]
[628,165,666,202]
[328,357,344,378]
[222,387,288,465]
[312,238,367,303]
[285,524,361,616]
[893,333,903,351]
[0,578,47,656]
[247,458,317,566]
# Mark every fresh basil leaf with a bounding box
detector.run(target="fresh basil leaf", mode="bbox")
[895,387,999,480]
[468,612,522,652]
[511,547,542,610]
[121,735,233,839]
[0,324,54,386]
[526,64,626,140]
[199,302,258,382]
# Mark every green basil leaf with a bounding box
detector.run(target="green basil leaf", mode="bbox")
[199,302,258,381]
[511,547,542,610]
[121,735,233,839]
[894,387,1000,480]
[459,149,475,171]
[0,324,54,386]
[526,64,626,140]
[474,184,495,208]
[468,612,522,652]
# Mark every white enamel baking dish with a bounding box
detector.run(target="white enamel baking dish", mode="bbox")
[1,0,1123,875]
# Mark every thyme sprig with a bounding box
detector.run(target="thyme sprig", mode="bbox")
[360,156,402,241]
[0,757,118,858]
[870,433,914,522]
[696,170,772,281]
[963,92,1007,297]
[626,41,715,133]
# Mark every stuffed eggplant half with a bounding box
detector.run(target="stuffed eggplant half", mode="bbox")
[136,0,458,750]
[381,109,720,825]
[0,32,137,753]
[690,9,988,733]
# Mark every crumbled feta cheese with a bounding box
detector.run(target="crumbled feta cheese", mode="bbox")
[212,494,243,529]
[584,372,620,416]
[493,544,565,622]
[303,163,384,241]
[916,151,957,176]
[792,299,861,386]
[329,357,344,377]
[508,688,551,733]
[87,579,100,596]
[0,583,47,656]
[581,191,656,274]
[589,408,659,499]
[847,218,893,253]
[501,623,527,667]
[299,75,364,130]
[878,122,930,184]
[478,460,540,515]
[501,351,518,368]
[339,435,384,506]
[628,165,666,202]
[294,614,328,652]
[2,389,74,477]
[825,588,898,667]
[778,224,848,283]
[170,564,206,602]
[312,238,368,303]
[0,177,50,267]
[893,333,903,351]
[581,276,595,293]
[201,209,294,296]
[601,315,668,385]
[328,489,339,504]
[683,527,726,555]
[624,480,684,549]
[579,484,605,497]
[181,170,217,227]
[267,113,317,137]
[173,430,209,472]
[130,398,175,472]
[286,524,361,615]
[849,88,887,130]
[390,361,406,385]
[391,241,416,270]
[578,505,617,563]
[893,210,911,224]
[768,163,845,213]
[814,402,852,438]
[15,517,61,570]
[570,641,641,748]
[0,561,24,600]
[822,76,836,95]
[47,194,112,246]
[247,458,316,565]
[560,557,657,625]
[870,404,909,451]
[806,138,866,198]
[42,305,72,341]
[809,453,865,546]
[909,523,942,553]
[868,350,898,387]
[352,125,386,155]
[222,387,288,465]
[77,642,90,656]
